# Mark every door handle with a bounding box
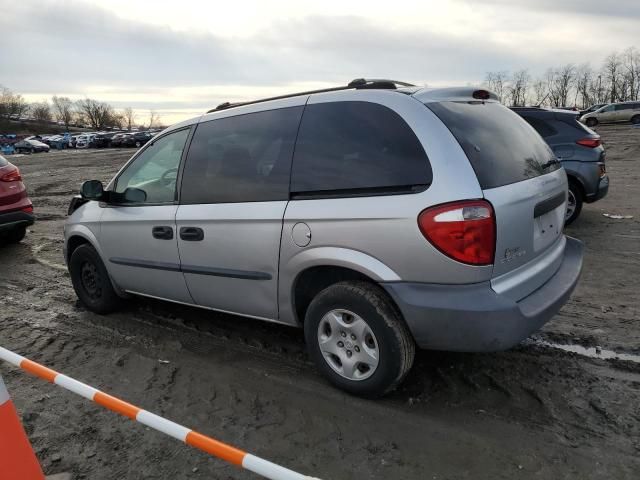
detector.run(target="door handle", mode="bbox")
[152,226,173,240]
[179,227,204,241]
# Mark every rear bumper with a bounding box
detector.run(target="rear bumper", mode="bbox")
[585,175,609,203]
[0,210,35,232]
[382,236,584,352]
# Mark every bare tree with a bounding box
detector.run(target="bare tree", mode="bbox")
[555,64,576,107]
[77,98,116,130]
[622,47,640,101]
[0,86,29,118]
[602,53,622,103]
[31,102,52,123]
[52,96,75,130]
[574,64,594,108]
[530,79,549,106]
[122,107,136,131]
[484,71,509,102]
[148,110,161,129]
[507,70,530,106]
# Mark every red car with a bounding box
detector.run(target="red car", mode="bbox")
[0,155,34,245]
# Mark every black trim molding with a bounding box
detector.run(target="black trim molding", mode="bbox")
[109,257,271,280]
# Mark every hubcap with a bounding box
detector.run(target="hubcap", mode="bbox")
[80,262,102,300]
[317,309,379,381]
[566,190,576,221]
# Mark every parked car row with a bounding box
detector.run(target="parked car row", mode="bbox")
[16,130,159,152]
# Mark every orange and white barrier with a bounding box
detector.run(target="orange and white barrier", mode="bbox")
[0,373,46,480]
[0,346,322,480]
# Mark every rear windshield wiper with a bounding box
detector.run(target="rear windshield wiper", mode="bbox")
[541,159,560,170]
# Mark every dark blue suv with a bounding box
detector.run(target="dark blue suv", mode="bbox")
[512,107,609,224]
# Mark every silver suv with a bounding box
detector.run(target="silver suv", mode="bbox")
[64,79,584,397]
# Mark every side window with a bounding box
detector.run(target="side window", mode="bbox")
[115,128,190,204]
[291,101,432,195]
[180,106,303,204]
[601,105,614,112]
[522,116,557,137]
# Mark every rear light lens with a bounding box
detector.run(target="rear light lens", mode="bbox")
[576,138,601,148]
[21,205,33,214]
[472,89,491,100]
[0,166,22,182]
[418,200,496,266]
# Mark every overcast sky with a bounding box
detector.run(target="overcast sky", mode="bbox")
[1,0,638,124]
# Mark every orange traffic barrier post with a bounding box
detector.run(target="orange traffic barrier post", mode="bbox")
[0,373,46,480]
[0,346,323,480]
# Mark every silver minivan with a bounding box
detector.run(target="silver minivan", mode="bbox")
[64,79,584,397]
[581,101,640,127]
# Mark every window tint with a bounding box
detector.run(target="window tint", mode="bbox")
[428,102,559,189]
[290,101,431,195]
[614,104,631,111]
[180,106,303,204]
[601,105,614,112]
[115,128,189,203]
[521,116,557,137]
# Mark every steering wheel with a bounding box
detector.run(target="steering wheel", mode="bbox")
[160,167,179,186]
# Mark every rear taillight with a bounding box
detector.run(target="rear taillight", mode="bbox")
[418,200,496,266]
[22,205,33,214]
[576,138,601,148]
[0,167,22,182]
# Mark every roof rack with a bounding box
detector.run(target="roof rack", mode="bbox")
[207,78,416,113]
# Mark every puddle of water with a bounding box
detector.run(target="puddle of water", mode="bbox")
[530,340,640,364]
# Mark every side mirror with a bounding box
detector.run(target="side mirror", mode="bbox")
[122,187,147,203]
[80,180,105,201]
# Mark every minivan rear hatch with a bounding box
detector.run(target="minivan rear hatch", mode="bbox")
[426,101,567,300]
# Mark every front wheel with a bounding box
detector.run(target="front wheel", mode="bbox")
[565,181,583,225]
[305,281,415,397]
[135,141,141,148]
[69,244,122,314]
[631,115,640,125]
[586,118,598,127]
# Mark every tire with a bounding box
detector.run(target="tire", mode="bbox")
[304,281,415,397]
[0,227,26,245]
[69,244,121,314]
[135,141,141,148]
[586,117,598,127]
[30,147,35,154]
[565,180,583,225]
[631,115,640,125]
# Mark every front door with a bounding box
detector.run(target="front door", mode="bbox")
[100,127,193,303]
[176,105,304,320]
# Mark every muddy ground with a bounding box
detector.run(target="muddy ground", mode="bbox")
[1,125,639,479]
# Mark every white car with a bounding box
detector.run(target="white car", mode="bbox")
[76,134,95,149]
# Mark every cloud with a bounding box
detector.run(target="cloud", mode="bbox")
[1,0,638,123]
[457,0,640,19]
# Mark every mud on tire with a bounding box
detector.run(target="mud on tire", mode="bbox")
[304,281,415,397]
[69,244,121,314]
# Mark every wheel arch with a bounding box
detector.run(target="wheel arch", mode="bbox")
[282,248,402,326]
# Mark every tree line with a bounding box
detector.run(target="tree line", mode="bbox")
[0,87,162,131]
[484,47,640,108]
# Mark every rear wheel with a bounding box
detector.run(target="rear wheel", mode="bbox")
[304,281,415,397]
[586,118,598,127]
[565,181,583,225]
[135,141,141,148]
[0,226,26,245]
[69,244,121,314]
[631,115,640,125]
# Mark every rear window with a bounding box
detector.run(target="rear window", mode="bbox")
[291,101,432,196]
[521,116,557,138]
[427,102,559,189]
